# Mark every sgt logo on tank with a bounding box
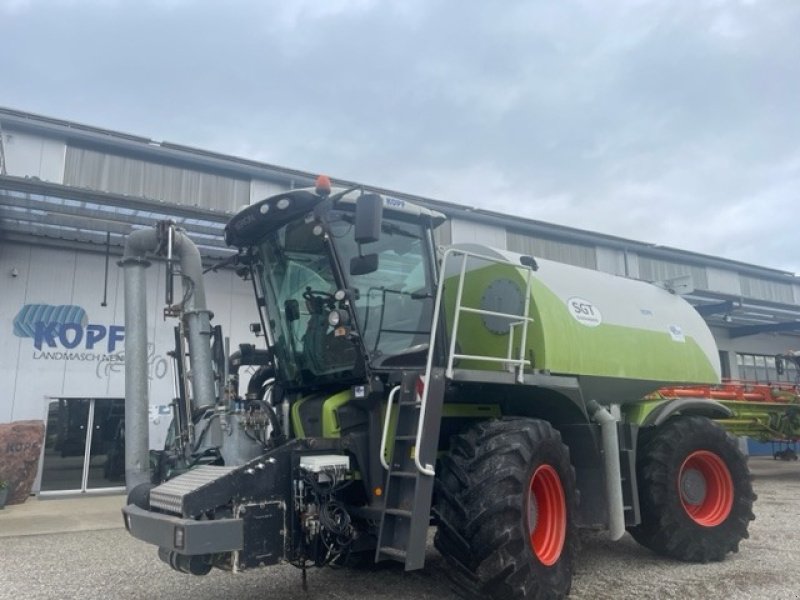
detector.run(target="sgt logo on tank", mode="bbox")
[566,297,602,327]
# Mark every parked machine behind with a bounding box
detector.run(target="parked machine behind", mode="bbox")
[121,177,756,599]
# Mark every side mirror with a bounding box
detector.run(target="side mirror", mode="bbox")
[354,193,383,244]
[284,299,300,322]
[350,254,379,276]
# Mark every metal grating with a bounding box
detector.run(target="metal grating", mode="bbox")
[149,465,239,515]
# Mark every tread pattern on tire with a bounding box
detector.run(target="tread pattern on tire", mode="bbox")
[434,417,578,600]
[629,415,756,563]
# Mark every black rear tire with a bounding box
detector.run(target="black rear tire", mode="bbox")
[629,415,756,562]
[127,482,155,510]
[434,418,578,600]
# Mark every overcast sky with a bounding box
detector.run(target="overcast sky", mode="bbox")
[2,0,799,272]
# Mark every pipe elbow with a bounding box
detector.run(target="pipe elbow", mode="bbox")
[587,399,616,425]
[121,228,160,263]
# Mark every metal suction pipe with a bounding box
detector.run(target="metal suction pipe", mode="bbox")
[587,399,626,541]
[120,226,216,492]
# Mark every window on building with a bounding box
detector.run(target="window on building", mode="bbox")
[736,352,799,383]
[719,351,731,380]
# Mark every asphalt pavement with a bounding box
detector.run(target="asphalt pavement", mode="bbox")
[0,457,798,600]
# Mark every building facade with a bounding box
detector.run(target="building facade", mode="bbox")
[1,107,798,500]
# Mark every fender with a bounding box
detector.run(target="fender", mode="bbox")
[642,398,733,428]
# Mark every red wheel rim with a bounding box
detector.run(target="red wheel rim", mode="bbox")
[678,450,734,526]
[526,465,566,566]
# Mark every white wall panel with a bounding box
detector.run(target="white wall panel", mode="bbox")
[0,244,32,422]
[706,267,742,296]
[596,247,625,276]
[451,218,507,248]
[3,130,65,182]
[624,252,640,279]
[250,179,288,204]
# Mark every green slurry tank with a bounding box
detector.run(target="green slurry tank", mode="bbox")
[443,243,720,400]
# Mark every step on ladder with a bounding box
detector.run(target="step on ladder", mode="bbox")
[375,368,445,570]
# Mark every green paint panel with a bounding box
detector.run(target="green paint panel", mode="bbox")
[291,396,307,438]
[322,390,352,438]
[291,390,353,439]
[623,400,665,425]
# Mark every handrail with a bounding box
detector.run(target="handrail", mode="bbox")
[413,247,537,476]
[379,385,402,471]
[443,249,535,382]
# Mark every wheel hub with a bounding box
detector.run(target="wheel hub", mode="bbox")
[680,468,707,505]
[678,450,734,527]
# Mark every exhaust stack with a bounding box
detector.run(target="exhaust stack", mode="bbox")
[120,225,216,492]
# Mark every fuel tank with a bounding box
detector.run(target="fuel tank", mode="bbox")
[443,244,720,403]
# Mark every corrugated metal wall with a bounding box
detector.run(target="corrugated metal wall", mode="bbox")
[739,275,794,304]
[433,219,452,247]
[637,255,709,290]
[506,229,597,269]
[64,146,249,212]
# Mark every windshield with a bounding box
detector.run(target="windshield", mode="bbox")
[256,219,359,387]
[329,212,435,367]
[254,208,435,388]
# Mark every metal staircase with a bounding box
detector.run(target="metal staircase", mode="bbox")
[375,369,445,569]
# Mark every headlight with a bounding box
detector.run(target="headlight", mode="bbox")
[327,309,350,328]
[174,525,185,550]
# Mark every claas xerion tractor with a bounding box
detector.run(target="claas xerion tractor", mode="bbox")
[120,177,755,599]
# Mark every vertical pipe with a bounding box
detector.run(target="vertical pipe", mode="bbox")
[174,226,216,411]
[121,225,217,491]
[183,309,216,410]
[101,232,110,307]
[446,253,468,379]
[517,265,533,383]
[587,399,626,540]
[120,254,152,492]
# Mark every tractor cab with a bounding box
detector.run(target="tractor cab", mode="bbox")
[225,179,446,392]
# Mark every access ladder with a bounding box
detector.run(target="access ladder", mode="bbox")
[375,248,537,569]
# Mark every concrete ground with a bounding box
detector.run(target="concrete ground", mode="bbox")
[0,457,798,600]
[0,493,124,538]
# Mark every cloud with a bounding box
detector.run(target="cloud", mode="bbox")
[1,0,799,271]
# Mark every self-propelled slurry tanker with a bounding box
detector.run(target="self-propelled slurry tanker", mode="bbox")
[121,178,755,599]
